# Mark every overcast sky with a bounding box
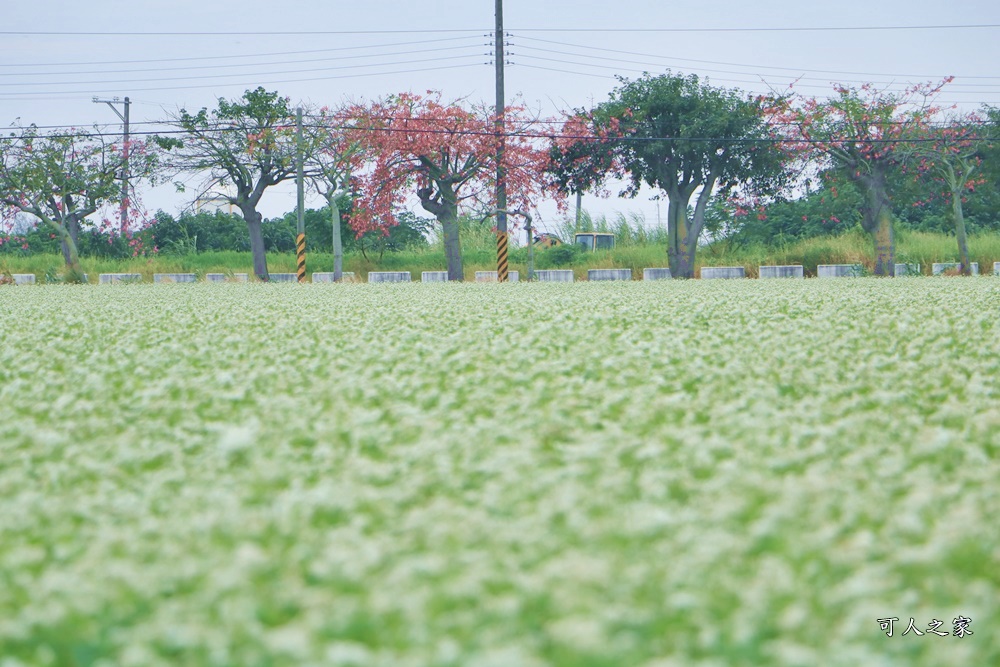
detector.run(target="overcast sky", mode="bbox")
[3,1,999,234]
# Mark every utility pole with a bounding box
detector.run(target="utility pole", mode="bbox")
[494,0,509,282]
[295,107,306,283]
[93,96,130,234]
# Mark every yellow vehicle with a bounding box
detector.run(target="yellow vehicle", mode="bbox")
[574,232,615,251]
[533,233,562,249]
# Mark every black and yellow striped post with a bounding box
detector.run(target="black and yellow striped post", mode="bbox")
[295,107,306,283]
[496,230,509,282]
[296,233,306,283]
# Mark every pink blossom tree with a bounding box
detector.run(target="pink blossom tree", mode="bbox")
[347,92,549,281]
[0,125,155,279]
[775,80,951,276]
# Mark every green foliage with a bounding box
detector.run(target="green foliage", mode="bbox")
[536,242,582,267]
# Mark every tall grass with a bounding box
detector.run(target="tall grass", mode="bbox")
[3,228,999,281]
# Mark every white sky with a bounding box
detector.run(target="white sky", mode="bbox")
[3,1,1000,237]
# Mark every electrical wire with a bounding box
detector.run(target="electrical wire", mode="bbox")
[507,23,1000,33]
[1,23,998,36]
[0,29,489,36]
[512,63,1000,107]
[0,54,485,88]
[0,63,486,96]
[512,44,1000,89]
[512,34,1000,81]
[0,44,490,77]
[0,36,484,68]
[4,121,990,145]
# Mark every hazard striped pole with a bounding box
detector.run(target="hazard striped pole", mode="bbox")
[494,0,508,282]
[296,232,306,282]
[296,107,306,283]
[497,230,509,282]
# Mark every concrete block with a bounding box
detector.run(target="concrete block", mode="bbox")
[817,264,863,278]
[312,272,355,283]
[534,270,574,282]
[759,265,804,279]
[701,266,745,280]
[12,274,36,285]
[268,273,299,282]
[588,269,632,281]
[153,273,196,283]
[932,262,979,275]
[206,273,248,282]
[474,271,520,282]
[894,263,921,276]
[422,271,449,282]
[368,271,411,283]
[99,273,142,284]
[643,268,672,281]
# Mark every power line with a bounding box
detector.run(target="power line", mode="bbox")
[512,64,1000,105]
[513,44,1000,89]
[513,34,1000,81]
[508,23,1000,33]
[0,36,483,68]
[0,45,488,77]
[515,54,1000,95]
[0,54,484,88]
[0,63,485,96]
[5,120,991,146]
[1,23,998,36]
[0,29,489,36]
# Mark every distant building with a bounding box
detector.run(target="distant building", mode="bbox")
[194,193,235,215]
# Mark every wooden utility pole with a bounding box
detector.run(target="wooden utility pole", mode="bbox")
[495,0,509,282]
[92,96,130,234]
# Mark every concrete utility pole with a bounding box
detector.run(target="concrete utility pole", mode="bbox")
[495,0,509,282]
[295,107,306,283]
[92,96,130,234]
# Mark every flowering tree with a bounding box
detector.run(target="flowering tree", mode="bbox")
[910,113,989,275]
[776,80,950,276]
[348,92,549,281]
[548,73,790,279]
[156,88,324,280]
[0,125,154,278]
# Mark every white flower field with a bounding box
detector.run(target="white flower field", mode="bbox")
[1,279,998,666]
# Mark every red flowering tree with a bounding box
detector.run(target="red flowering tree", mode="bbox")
[0,125,155,279]
[348,92,549,281]
[775,80,951,276]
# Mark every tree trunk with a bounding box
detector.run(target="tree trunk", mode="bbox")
[526,223,535,281]
[873,209,895,277]
[861,173,895,277]
[329,196,343,281]
[667,197,695,278]
[419,184,462,281]
[55,216,83,277]
[951,188,972,276]
[60,232,83,277]
[241,206,269,281]
[440,211,463,281]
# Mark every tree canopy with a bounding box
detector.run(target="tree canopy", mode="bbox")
[548,72,790,277]
[156,87,324,280]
